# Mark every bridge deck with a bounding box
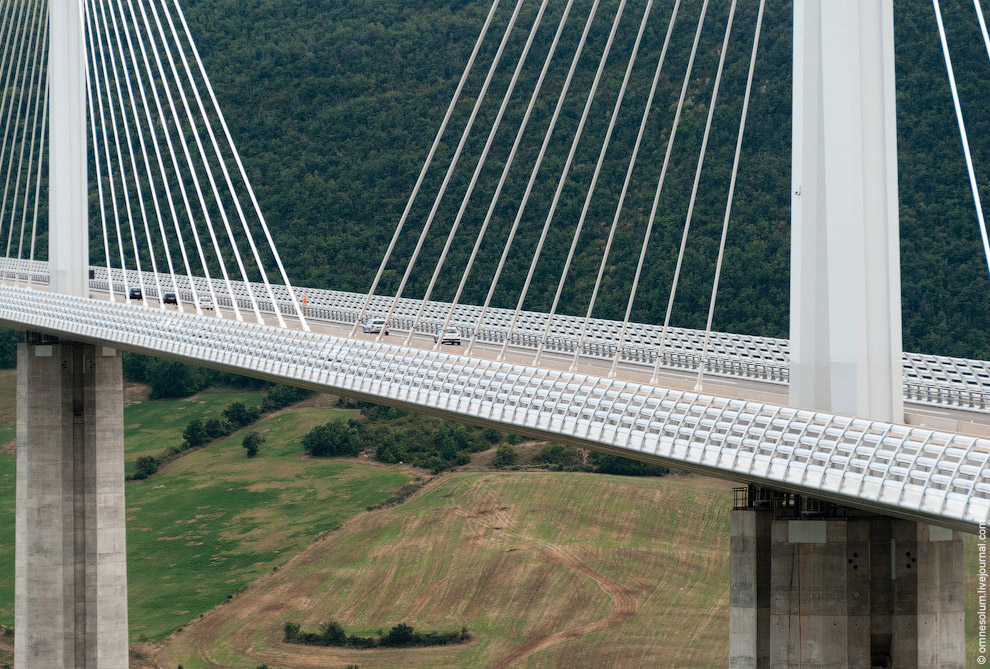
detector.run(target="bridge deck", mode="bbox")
[1,284,986,532]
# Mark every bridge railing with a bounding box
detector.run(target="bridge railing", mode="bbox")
[7,260,990,411]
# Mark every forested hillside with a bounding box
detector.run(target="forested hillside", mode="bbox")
[174,0,990,358]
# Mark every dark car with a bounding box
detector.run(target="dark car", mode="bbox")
[162,292,177,305]
[129,287,142,300]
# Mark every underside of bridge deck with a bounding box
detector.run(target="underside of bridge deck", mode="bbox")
[15,339,128,668]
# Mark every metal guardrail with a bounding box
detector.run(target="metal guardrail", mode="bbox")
[4,260,990,412]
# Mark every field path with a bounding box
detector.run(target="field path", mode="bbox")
[451,477,640,668]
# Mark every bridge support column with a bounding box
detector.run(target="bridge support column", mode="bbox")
[730,494,964,668]
[15,339,129,668]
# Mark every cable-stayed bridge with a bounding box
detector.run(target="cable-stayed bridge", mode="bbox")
[2,0,989,666]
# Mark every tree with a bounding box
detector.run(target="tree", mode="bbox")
[591,453,669,477]
[144,359,208,399]
[182,419,208,449]
[204,417,233,440]
[538,444,581,469]
[223,402,260,428]
[320,620,347,646]
[492,444,517,469]
[302,421,361,457]
[380,623,416,647]
[133,456,159,480]
[242,431,265,458]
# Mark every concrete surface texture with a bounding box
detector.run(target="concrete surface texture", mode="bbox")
[15,341,128,668]
[730,508,964,668]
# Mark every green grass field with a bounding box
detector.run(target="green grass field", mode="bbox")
[123,389,265,476]
[0,387,412,643]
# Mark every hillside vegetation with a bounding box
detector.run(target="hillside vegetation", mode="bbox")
[153,472,733,668]
[169,0,990,358]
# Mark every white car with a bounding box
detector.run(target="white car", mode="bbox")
[196,295,214,311]
[362,318,389,335]
[434,327,462,345]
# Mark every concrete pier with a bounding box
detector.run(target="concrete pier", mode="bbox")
[15,339,128,668]
[730,491,964,668]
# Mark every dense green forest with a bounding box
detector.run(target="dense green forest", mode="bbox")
[167,0,990,358]
[13,0,990,360]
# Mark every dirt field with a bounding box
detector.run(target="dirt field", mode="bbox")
[152,472,732,668]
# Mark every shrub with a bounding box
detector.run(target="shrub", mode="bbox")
[375,440,406,464]
[262,385,313,412]
[223,402,261,428]
[380,623,415,647]
[482,428,501,444]
[182,419,208,449]
[242,431,265,458]
[133,456,159,480]
[538,444,581,468]
[590,453,670,477]
[283,622,300,642]
[303,421,362,457]
[507,434,523,445]
[492,444,517,469]
[321,620,347,646]
[203,417,233,440]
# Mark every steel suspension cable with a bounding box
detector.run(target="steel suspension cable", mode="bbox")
[464,0,602,356]
[86,0,133,299]
[976,0,990,63]
[405,0,551,346]
[608,0,710,381]
[105,0,183,309]
[124,0,208,313]
[83,0,116,303]
[133,0,237,318]
[88,0,150,306]
[348,0,503,338]
[145,0,260,322]
[6,0,46,280]
[0,0,20,103]
[934,0,990,280]
[695,0,764,392]
[434,0,578,348]
[0,0,38,276]
[496,0,628,362]
[169,0,310,330]
[26,52,47,288]
[94,0,167,306]
[15,0,48,276]
[649,0,736,385]
[571,0,682,373]
[159,0,284,327]
[532,0,656,366]
[377,0,527,344]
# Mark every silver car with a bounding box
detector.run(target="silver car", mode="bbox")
[362,318,389,335]
[434,326,462,345]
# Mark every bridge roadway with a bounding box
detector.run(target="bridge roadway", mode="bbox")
[4,259,990,413]
[0,281,987,533]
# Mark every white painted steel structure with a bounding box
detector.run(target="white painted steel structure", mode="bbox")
[48,0,86,297]
[0,283,986,533]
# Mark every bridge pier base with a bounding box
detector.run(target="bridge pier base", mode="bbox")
[729,491,964,668]
[15,339,129,668]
